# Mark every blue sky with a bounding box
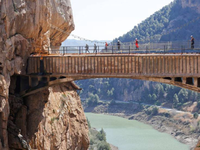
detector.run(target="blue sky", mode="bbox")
[70,0,174,41]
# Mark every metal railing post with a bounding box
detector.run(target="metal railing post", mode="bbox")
[164,45,166,54]
[129,46,130,54]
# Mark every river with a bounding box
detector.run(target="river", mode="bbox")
[85,113,190,150]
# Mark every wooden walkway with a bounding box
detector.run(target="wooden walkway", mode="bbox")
[19,53,200,96]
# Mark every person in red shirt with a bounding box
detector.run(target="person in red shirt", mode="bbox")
[135,38,139,50]
[105,42,108,51]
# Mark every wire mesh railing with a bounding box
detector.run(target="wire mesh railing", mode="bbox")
[48,41,200,55]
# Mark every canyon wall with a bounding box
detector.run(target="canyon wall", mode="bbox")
[0,0,89,149]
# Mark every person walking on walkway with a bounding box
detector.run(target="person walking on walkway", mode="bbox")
[93,44,97,53]
[191,35,195,49]
[85,44,89,53]
[135,38,139,50]
[105,42,108,51]
[117,40,121,50]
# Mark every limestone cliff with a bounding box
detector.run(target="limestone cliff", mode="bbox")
[25,83,89,150]
[0,0,89,150]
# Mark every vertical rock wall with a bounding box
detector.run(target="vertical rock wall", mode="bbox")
[0,0,89,150]
[25,83,89,150]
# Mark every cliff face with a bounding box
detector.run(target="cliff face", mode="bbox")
[0,0,89,150]
[25,83,89,150]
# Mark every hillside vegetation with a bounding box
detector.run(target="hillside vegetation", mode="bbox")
[113,0,200,43]
[76,78,200,112]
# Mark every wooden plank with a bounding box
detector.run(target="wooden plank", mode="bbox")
[150,56,153,74]
[146,56,148,74]
[147,56,150,74]
[168,57,170,75]
[124,57,126,74]
[95,57,97,74]
[97,57,99,74]
[122,57,125,74]
[198,56,200,74]
[68,57,71,74]
[195,56,197,74]
[128,56,130,74]
[131,57,133,73]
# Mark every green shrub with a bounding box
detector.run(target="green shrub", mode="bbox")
[97,141,111,150]
[151,107,159,115]
[96,129,106,141]
[193,112,199,119]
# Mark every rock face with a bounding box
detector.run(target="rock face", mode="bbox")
[0,0,89,150]
[1,0,74,50]
[25,83,89,150]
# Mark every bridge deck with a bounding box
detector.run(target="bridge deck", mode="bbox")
[16,53,200,97]
[28,53,200,78]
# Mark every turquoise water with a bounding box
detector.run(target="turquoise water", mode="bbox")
[85,113,189,150]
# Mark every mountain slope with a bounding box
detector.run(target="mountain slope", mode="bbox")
[114,0,200,43]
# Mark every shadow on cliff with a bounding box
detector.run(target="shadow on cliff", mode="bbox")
[24,89,49,140]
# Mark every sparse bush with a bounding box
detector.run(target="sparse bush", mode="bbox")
[155,101,161,106]
[96,129,106,141]
[97,141,111,150]
[151,107,159,115]
[86,93,99,106]
[193,112,199,119]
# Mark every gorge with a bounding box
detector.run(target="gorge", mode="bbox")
[1,0,200,149]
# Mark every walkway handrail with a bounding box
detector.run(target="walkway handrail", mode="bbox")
[48,41,200,55]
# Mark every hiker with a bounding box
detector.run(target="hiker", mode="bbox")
[117,40,120,50]
[105,42,108,51]
[93,44,97,53]
[135,38,139,50]
[191,35,195,49]
[85,44,89,53]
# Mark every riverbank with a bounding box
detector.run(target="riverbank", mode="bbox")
[88,122,119,150]
[84,103,200,150]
